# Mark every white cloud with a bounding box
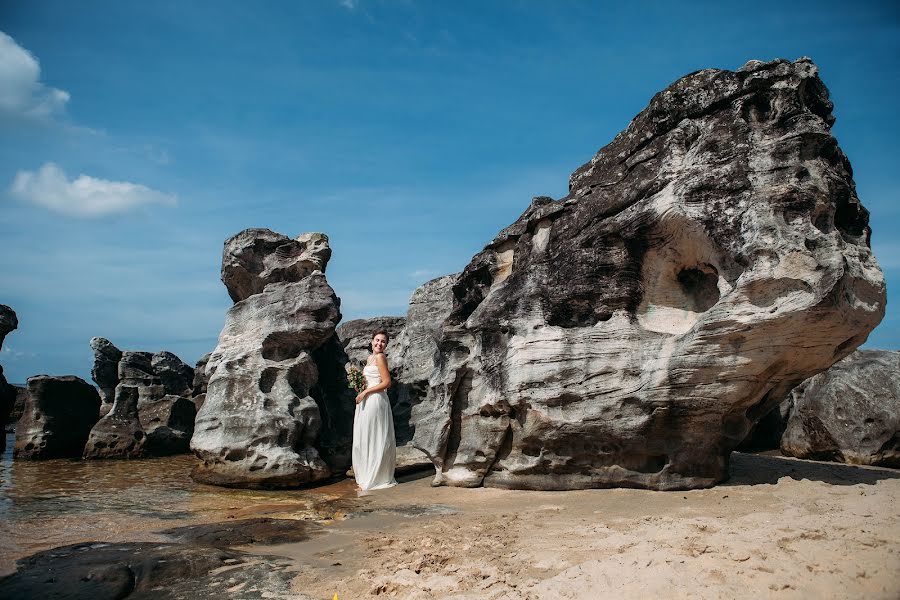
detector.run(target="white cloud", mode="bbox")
[10,163,177,218]
[0,31,70,120]
[339,0,359,9]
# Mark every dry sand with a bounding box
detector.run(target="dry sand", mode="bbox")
[244,453,900,600]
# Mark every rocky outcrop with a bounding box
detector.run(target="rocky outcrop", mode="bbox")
[14,376,101,459]
[781,350,899,467]
[0,305,18,429]
[89,337,122,408]
[0,304,17,349]
[83,385,146,459]
[191,229,344,488]
[220,228,332,303]
[409,58,885,491]
[139,394,197,456]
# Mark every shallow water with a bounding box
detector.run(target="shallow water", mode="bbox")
[0,431,360,576]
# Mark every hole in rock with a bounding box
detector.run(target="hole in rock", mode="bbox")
[259,367,278,393]
[742,94,772,123]
[676,267,720,313]
[261,332,304,362]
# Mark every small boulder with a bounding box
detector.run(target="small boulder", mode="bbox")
[14,375,101,459]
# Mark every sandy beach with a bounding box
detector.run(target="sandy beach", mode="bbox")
[254,452,900,600]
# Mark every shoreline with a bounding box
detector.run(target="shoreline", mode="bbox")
[2,452,898,598]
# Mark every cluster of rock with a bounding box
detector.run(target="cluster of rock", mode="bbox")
[13,338,205,460]
[190,229,356,487]
[5,58,895,494]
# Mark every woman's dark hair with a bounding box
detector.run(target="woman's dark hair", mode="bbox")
[372,328,390,343]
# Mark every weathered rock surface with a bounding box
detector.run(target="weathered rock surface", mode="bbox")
[0,304,17,349]
[90,337,122,407]
[83,385,146,459]
[221,228,332,303]
[191,352,212,411]
[394,274,459,446]
[151,351,194,397]
[139,394,197,456]
[409,58,885,491]
[191,229,344,488]
[14,375,101,459]
[781,349,899,467]
[0,541,298,600]
[0,305,18,429]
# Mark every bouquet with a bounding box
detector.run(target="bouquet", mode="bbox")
[347,365,366,393]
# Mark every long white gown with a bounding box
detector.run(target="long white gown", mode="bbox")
[352,363,397,491]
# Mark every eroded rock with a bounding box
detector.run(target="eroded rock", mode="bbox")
[83,385,146,459]
[410,58,885,490]
[0,305,18,429]
[151,351,194,397]
[139,394,197,456]
[90,337,122,408]
[221,228,332,303]
[781,349,899,467]
[14,375,101,459]
[192,352,212,412]
[191,229,343,488]
[0,304,17,349]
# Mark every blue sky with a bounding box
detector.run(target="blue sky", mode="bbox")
[0,0,898,383]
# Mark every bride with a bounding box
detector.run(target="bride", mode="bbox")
[352,329,397,492]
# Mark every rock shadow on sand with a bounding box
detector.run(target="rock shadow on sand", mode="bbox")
[726,452,900,487]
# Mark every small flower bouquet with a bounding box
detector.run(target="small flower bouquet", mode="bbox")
[347,365,366,393]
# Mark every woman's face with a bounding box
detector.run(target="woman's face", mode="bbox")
[372,334,388,354]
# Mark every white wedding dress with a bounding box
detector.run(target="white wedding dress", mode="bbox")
[352,363,397,491]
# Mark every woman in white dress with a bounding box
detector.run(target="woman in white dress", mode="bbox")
[352,329,397,492]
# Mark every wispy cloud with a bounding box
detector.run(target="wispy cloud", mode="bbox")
[409,268,438,280]
[9,162,177,218]
[0,31,70,121]
[339,0,359,10]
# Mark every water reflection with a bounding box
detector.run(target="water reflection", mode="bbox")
[0,431,359,575]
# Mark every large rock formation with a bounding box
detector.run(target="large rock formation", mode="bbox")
[191,229,345,487]
[89,337,122,408]
[14,376,101,459]
[409,58,885,491]
[781,349,898,467]
[83,385,147,459]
